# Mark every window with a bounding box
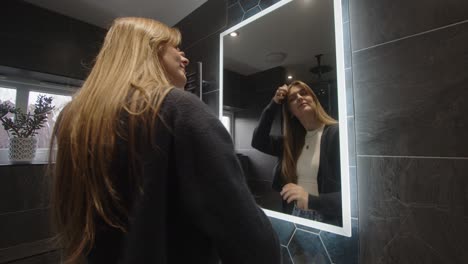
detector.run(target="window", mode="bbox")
[28,91,72,148]
[0,70,78,163]
[0,87,17,149]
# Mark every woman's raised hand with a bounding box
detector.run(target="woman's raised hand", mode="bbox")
[272,84,288,104]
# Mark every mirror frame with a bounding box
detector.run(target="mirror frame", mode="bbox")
[219,0,351,237]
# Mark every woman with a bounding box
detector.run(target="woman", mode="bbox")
[50,17,280,264]
[251,80,342,225]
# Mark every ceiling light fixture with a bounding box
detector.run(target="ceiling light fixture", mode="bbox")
[229,31,239,37]
[265,52,287,64]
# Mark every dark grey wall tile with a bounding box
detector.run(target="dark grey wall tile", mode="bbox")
[0,238,57,263]
[0,165,49,214]
[227,3,244,28]
[294,224,321,234]
[349,166,358,218]
[349,0,468,50]
[358,157,468,264]
[341,0,349,23]
[0,208,53,249]
[377,234,445,264]
[269,217,295,245]
[347,116,356,167]
[244,6,262,20]
[353,22,468,156]
[8,250,61,264]
[240,0,260,12]
[185,33,220,93]
[320,218,358,264]
[177,0,227,51]
[281,246,294,264]
[358,157,468,213]
[345,67,354,116]
[343,21,352,69]
[0,1,105,79]
[260,0,281,10]
[289,229,331,264]
[228,0,238,6]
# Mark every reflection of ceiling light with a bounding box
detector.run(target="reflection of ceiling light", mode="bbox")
[265,52,287,64]
[229,32,239,37]
[287,75,293,79]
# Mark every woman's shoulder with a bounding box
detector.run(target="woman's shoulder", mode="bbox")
[161,88,218,127]
[323,123,339,140]
[324,123,339,132]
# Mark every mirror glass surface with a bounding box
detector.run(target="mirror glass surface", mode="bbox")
[220,0,351,236]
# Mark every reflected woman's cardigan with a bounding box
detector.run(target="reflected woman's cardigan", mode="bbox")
[251,100,342,225]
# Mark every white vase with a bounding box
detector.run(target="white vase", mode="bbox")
[8,137,38,163]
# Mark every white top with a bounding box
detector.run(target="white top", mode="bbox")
[296,125,324,197]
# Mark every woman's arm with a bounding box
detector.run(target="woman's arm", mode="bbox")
[251,100,283,156]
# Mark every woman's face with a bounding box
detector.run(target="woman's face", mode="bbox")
[161,44,190,88]
[287,85,316,118]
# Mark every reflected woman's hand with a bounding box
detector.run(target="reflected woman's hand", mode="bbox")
[272,84,288,104]
[280,183,309,210]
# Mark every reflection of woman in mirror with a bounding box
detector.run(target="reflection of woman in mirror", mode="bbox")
[252,80,342,225]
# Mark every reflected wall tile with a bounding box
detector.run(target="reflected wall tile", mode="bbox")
[289,229,331,264]
[353,22,468,157]
[320,218,358,264]
[0,208,52,249]
[349,0,468,51]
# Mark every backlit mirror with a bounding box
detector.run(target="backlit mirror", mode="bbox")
[219,0,351,236]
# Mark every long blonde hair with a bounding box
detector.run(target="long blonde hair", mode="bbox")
[281,80,337,184]
[49,17,181,263]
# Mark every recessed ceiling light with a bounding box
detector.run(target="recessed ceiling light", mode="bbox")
[229,32,239,37]
[287,75,293,79]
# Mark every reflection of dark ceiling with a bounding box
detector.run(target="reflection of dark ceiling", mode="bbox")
[224,0,336,83]
[24,0,207,28]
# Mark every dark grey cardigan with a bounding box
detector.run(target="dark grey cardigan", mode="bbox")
[87,88,280,264]
[251,100,342,225]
